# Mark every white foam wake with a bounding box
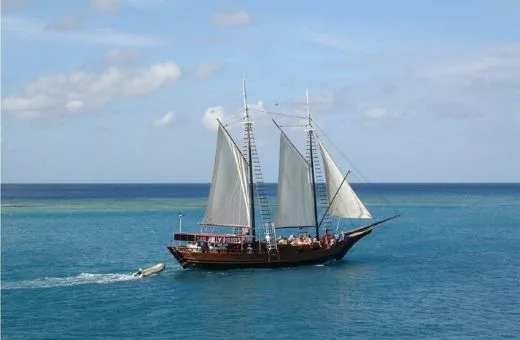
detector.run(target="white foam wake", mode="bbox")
[2,272,138,290]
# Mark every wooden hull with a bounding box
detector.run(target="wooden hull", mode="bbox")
[167,229,372,270]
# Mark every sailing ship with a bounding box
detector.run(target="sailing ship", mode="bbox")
[167,82,399,270]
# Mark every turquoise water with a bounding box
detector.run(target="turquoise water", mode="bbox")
[2,184,520,339]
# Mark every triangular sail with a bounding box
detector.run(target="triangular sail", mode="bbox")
[202,124,251,227]
[274,132,316,227]
[318,139,372,219]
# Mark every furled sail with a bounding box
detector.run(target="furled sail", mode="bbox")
[274,132,316,227]
[202,124,251,227]
[318,139,372,219]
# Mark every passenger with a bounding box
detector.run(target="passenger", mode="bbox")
[322,228,331,248]
[247,244,253,254]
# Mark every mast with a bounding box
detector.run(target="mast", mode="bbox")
[243,78,256,242]
[306,89,320,239]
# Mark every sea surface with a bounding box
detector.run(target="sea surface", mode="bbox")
[1,183,519,339]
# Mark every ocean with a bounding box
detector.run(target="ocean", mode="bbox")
[1,183,519,339]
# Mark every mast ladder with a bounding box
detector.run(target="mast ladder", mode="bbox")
[263,222,279,261]
[307,135,331,232]
[242,124,277,254]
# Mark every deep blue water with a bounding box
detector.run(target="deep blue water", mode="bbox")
[2,183,520,339]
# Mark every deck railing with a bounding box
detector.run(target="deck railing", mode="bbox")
[176,247,266,255]
[173,241,336,255]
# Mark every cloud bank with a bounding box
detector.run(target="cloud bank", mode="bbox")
[2,62,181,120]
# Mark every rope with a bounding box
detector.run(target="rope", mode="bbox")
[278,124,307,128]
[248,108,306,119]
[312,118,401,217]
[223,116,244,127]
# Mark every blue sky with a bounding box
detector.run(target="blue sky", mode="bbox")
[1,0,519,183]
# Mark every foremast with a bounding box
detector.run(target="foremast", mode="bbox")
[242,78,256,242]
[305,89,320,240]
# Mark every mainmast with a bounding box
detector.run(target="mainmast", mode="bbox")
[306,89,320,239]
[243,78,256,242]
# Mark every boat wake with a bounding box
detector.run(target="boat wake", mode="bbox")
[2,272,138,290]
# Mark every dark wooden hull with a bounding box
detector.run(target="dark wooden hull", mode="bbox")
[167,229,372,270]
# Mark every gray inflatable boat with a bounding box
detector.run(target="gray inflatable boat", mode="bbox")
[133,263,165,278]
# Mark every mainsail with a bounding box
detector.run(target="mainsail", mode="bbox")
[202,124,251,227]
[318,139,372,219]
[273,131,316,227]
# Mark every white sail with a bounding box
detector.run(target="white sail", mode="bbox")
[318,139,372,219]
[202,124,251,227]
[274,132,316,227]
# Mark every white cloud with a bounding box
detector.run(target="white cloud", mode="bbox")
[80,67,122,94]
[247,100,266,117]
[90,0,174,12]
[363,107,388,121]
[65,100,85,112]
[123,62,181,96]
[420,45,520,79]
[329,43,520,127]
[202,106,225,130]
[2,62,182,120]
[153,110,175,128]
[195,62,219,80]
[212,11,252,28]
[88,0,187,13]
[89,0,122,12]
[2,16,166,47]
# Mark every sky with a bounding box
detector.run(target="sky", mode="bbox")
[1,0,519,183]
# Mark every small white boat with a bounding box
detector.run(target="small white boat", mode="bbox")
[133,263,165,278]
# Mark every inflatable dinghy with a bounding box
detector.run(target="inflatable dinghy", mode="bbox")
[133,263,165,278]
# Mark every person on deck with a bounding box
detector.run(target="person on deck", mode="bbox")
[322,228,331,247]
